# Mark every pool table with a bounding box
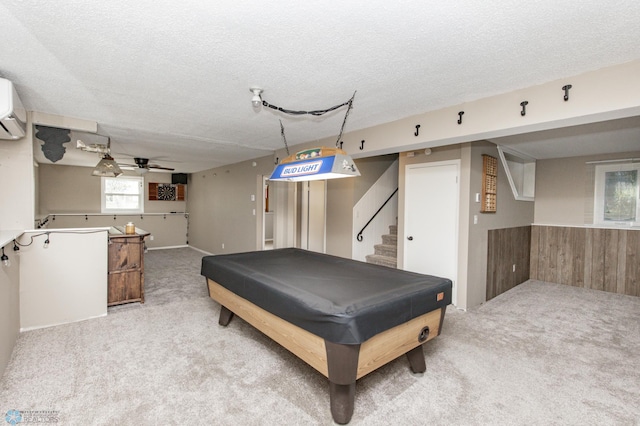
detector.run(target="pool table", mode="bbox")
[201,248,452,424]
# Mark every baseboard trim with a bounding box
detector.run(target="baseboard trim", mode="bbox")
[187,245,214,255]
[146,245,189,251]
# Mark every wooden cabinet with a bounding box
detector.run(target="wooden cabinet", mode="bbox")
[108,227,149,306]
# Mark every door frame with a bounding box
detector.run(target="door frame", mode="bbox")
[403,159,460,306]
[300,180,327,253]
[258,176,298,250]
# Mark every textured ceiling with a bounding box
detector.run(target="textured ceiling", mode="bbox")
[2,1,640,172]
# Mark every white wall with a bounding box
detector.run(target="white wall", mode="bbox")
[352,159,398,262]
[273,61,640,167]
[45,214,188,249]
[38,164,188,248]
[187,156,276,255]
[0,114,35,377]
[18,228,108,331]
[466,142,535,308]
[0,242,20,378]
[396,143,535,310]
[0,117,35,231]
[534,150,640,226]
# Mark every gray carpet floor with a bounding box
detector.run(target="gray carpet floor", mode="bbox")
[1,247,639,425]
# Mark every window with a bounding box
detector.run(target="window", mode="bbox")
[101,176,144,213]
[594,162,640,226]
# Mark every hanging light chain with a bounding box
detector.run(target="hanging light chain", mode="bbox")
[262,94,352,117]
[279,120,290,156]
[271,91,357,153]
[335,92,356,148]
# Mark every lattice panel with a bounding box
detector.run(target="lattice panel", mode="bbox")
[481,155,497,213]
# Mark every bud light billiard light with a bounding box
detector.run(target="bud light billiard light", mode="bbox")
[269,147,360,182]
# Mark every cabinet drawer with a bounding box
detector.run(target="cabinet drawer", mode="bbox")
[108,270,142,305]
[108,239,142,272]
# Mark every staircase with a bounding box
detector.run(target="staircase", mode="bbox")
[365,224,397,268]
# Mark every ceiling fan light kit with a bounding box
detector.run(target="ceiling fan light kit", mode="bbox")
[91,154,123,177]
[90,137,123,177]
[79,134,175,176]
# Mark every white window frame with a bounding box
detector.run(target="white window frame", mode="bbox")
[593,162,640,227]
[101,176,144,214]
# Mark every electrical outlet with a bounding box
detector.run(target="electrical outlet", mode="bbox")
[149,235,154,241]
[512,264,516,272]
[251,194,255,201]
[473,215,478,225]
[222,243,225,249]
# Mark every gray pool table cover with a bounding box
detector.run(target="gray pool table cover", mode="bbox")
[201,248,452,345]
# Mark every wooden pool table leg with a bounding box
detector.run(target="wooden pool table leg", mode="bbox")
[218,305,234,326]
[406,345,426,373]
[329,382,356,424]
[325,341,360,424]
[406,306,446,373]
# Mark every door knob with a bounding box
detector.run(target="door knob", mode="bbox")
[407,236,413,241]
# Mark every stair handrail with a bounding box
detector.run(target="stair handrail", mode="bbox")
[356,188,398,242]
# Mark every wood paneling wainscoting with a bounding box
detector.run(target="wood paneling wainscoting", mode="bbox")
[530,225,640,297]
[486,226,531,301]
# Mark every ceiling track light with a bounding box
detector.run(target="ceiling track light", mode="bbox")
[249,87,263,108]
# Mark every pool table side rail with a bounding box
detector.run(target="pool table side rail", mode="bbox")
[207,278,444,380]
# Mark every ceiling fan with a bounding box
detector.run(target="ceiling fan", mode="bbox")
[118,157,175,174]
[77,138,174,175]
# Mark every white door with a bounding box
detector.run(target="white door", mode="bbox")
[300,180,326,253]
[261,176,275,250]
[269,180,297,249]
[404,160,459,305]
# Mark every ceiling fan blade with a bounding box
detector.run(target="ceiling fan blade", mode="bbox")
[149,165,175,171]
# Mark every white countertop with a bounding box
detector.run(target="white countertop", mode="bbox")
[2,227,114,249]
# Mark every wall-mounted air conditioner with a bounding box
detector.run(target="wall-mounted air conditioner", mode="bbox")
[0,77,27,140]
